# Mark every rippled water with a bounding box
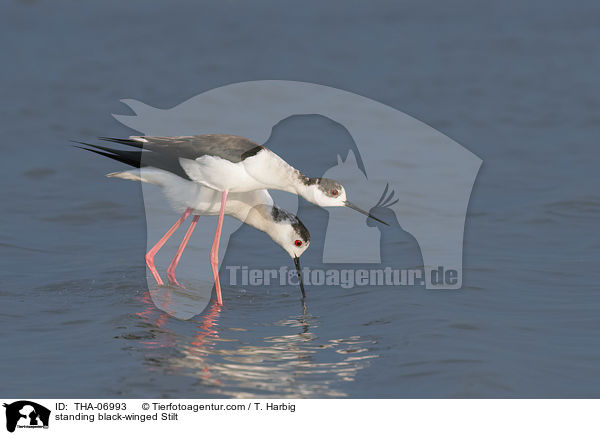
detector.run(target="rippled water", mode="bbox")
[2,0,600,398]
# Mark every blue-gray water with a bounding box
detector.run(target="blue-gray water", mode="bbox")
[2,0,600,398]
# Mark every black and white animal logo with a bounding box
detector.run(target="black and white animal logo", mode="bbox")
[3,401,50,433]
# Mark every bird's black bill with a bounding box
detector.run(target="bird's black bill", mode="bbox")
[294,256,306,299]
[345,201,389,226]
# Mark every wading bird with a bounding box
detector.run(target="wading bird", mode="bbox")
[98,135,386,224]
[76,141,310,305]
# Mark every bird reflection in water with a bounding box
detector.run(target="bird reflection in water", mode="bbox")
[134,291,378,397]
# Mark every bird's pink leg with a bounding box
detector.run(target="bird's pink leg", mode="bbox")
[166,214,200,286]
[145,208,192,286]
[210,191,228,305]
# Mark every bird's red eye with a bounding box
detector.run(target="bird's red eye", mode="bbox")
[295,240,303,247]
[330,189,339,196]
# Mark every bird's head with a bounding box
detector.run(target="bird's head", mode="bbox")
[268,207,311,258]
[267,207,311,297]
[307,178,347,207]
[304,177,388,225]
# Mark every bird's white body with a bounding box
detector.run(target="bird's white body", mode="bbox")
[120,135,348,207]
[111,167,272,218]
[179,148,301,194]
[108,167,309,258]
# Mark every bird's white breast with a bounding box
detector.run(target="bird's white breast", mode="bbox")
[241,148,300,192]
[179,155,267,193]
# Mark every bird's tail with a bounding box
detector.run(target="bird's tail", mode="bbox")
[106,170,161,185]
[74,140,192,181]
[73,141,142,168]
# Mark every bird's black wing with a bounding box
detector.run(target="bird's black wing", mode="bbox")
[74,141,192,180]
[99,134,264,163]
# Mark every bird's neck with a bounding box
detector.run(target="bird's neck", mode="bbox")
[244,149,315,198]
[238,203,278,235]
[290,174,320,203]
[238,204,291,252]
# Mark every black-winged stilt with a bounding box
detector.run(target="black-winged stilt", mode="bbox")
[98,135,386,224]
[76,141,310,305]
